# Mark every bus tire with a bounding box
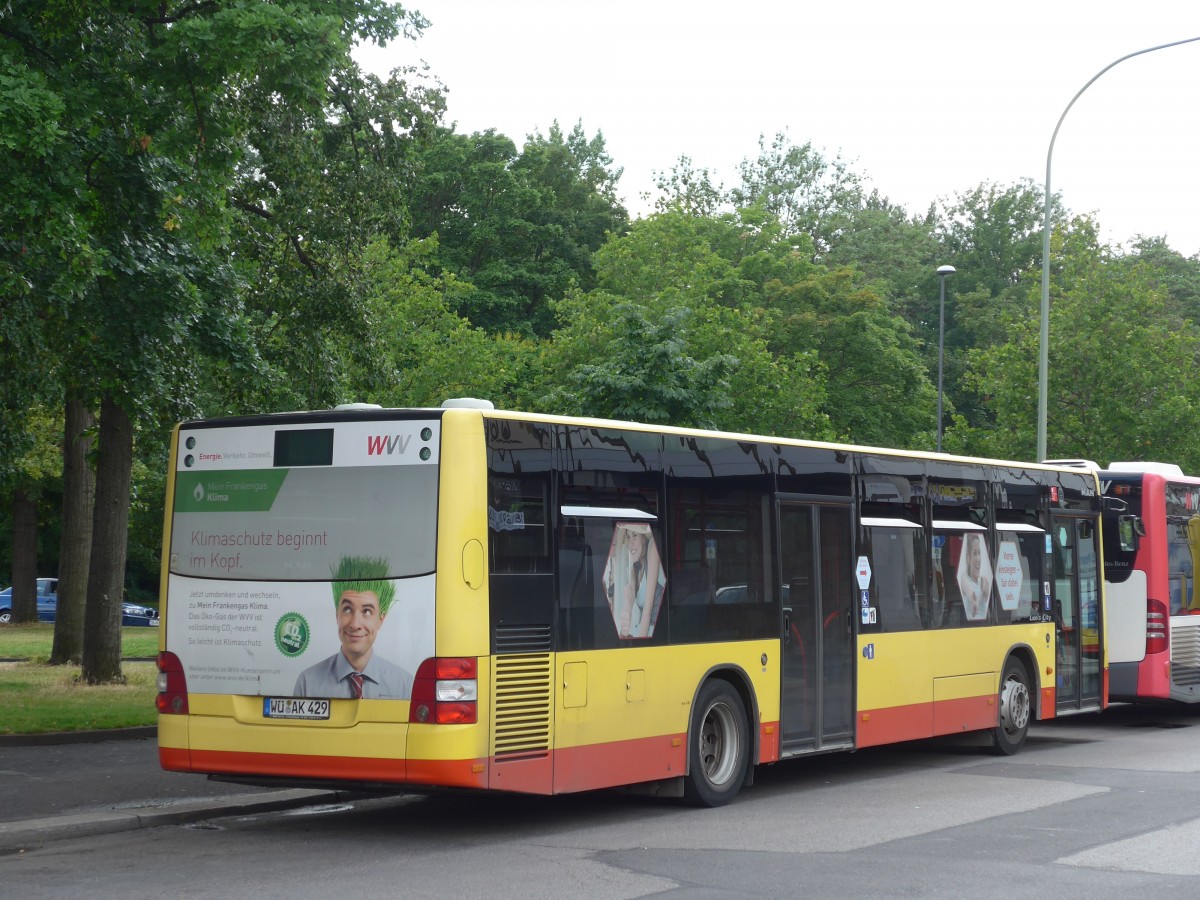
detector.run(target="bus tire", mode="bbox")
[991,657,1032,756]
[683,679,750,807]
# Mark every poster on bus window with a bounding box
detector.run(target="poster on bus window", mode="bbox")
[602,523,667,638]
[957,533,992,621]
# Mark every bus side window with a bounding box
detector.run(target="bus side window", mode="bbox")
[864,525,928,633]
[488,475,551,574]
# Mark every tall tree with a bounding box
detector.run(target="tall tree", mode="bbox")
[50,397,95,664]
[3,0,420,682]
[730,132,865,259]
[410,123,628,336]
[1,405,61,624]
[226,56,445,412]
[544,210,832,438]
[921,180,1067,436]
[953,219,1200,467]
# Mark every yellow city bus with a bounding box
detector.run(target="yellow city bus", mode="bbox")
[157,401,1106,806]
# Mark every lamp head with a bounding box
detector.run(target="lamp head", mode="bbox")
[936,265,956,276]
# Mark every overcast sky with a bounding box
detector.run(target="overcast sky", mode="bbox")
[356,1,1200,257]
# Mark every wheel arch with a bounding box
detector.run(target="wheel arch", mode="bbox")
[1004,642,1042,718]
[688,663,760,779]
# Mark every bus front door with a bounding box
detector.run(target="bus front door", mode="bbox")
[1053,515,1104,713]
[778,501,854,752]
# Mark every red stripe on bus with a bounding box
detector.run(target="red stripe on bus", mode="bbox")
[1040,686,1056,719]
[159,745,191,772]
[931,694,999,735]
[856,701,934,748]
[857,694,1014,748]
[163,725,782,797]
[550,734,687,793]
[163,747,487,789]
[759,720,781,763]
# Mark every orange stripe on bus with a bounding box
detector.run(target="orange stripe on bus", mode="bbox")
[551,733,686,793]
[931,694,999,735]
[857,694,1007,747]
[1040,686,1056,719]
[856,701,933,747]
[759,721,780,763]
[163,747,487,790]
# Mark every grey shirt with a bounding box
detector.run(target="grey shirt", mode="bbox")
[293,651,413,699]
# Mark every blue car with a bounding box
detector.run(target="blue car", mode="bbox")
[0,577,59,624]
[0,577,159,626]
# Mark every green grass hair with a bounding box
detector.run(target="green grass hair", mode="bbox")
[330,555,396,616]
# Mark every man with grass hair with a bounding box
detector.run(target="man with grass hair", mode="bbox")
[293,555,412,699]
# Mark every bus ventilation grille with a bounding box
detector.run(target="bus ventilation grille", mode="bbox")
[492,653,552,760]
[1172,625,1200,687]
[494,624,552,653]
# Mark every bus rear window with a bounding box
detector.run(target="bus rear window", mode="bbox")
[169,465,437,580]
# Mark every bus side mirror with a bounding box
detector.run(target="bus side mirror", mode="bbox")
[1101,496,1128,513]
[1118,514,1142,552]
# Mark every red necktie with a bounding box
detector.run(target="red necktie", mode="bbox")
[349,672,363,698]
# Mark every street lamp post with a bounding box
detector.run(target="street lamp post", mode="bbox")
[1037,36,1200,463]
[936,264,955,453]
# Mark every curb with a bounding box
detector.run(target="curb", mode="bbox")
[0,788,341,852]
[0,725,156,747]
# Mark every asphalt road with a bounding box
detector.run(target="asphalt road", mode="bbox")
[2,710,1200,897]
[5,705,1200,898]
[0,730,258,824]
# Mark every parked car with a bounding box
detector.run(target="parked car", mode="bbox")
[119,601,159,627]
[0,577,159,626]
[0,577,59,624]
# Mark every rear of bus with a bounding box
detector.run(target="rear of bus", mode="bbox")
[157,406,492,790]
[1102,465,1200,703]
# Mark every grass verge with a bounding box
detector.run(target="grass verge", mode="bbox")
[0,661,157,734]
[0,624,160,735]
[0,622,160,661]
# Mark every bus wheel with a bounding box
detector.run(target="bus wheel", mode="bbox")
[683,680,749,807]
[991,657,1031,756]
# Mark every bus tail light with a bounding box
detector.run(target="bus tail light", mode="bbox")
[156,651,189,714]
[1146,599,1169,656]
[410,657,478,725]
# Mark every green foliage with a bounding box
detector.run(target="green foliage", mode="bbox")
[954,220,1200,468]
[760,266,936,448]
[544,208,835,441]
[409,122,628,337]
[348,238,543,407]
[541,301,739,428]
[824,193,940,303]
[652,155,725,217]
[730,132,865,259]
[225,57,446,413]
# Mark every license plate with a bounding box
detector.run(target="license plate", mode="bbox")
[264,698,330,720]
[149,619,160,627]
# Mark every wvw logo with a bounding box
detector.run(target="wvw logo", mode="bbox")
[366,434,411,456]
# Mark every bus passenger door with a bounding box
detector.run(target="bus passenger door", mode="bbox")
[778,501,854,751]
[1053,515,1103,712]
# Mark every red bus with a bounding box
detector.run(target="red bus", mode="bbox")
[1096,463,1200,703]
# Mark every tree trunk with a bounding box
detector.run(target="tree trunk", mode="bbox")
[9,488,39,624]
[50,394,96,665]
[80,395,132,684]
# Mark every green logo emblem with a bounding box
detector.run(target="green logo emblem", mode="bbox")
[274,613,310,658]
